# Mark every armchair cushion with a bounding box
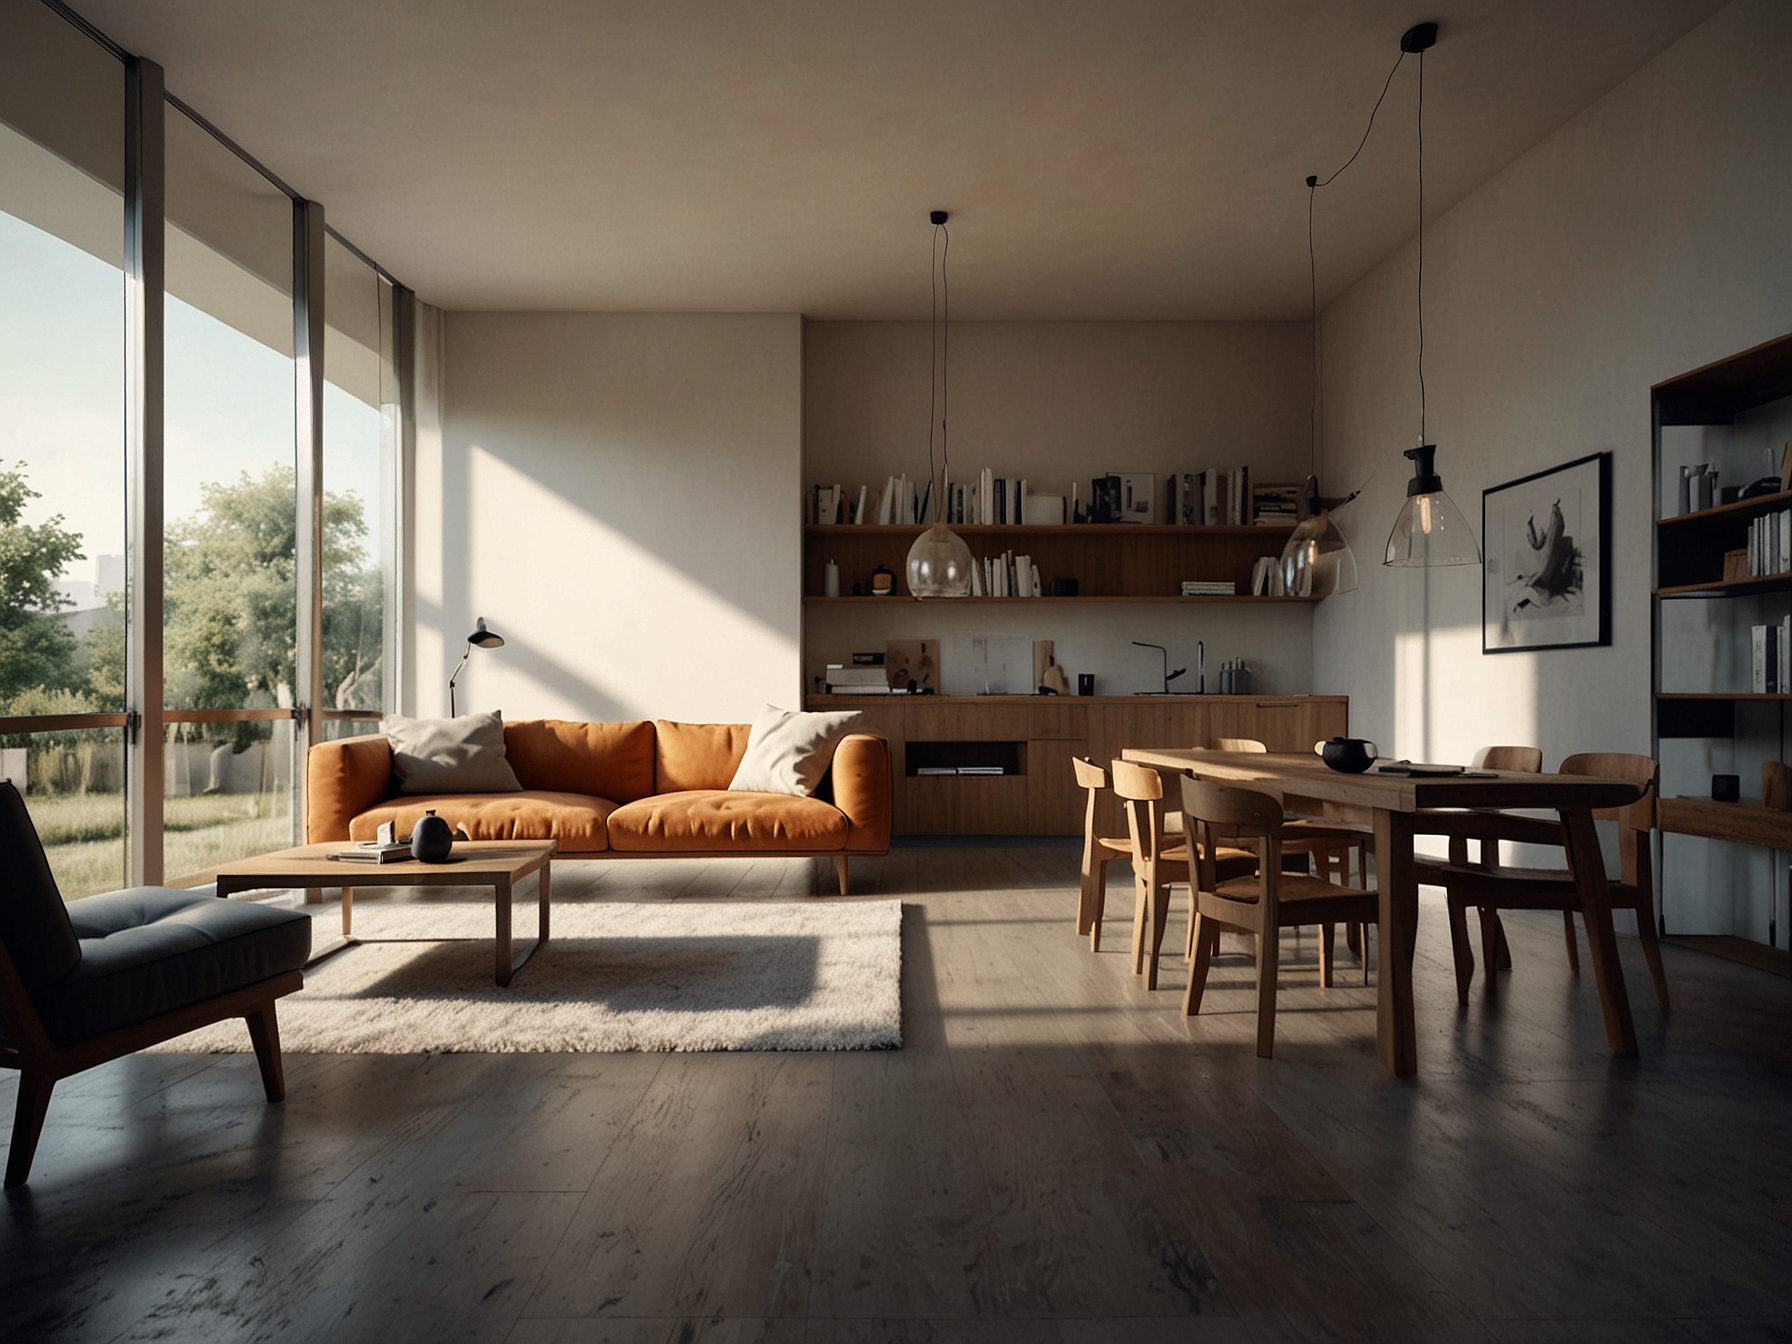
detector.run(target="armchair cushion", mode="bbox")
[38,887,311,1048]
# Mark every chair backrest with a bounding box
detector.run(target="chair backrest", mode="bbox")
[1560,752,1658,830]
[1475,745,1543,773]
[1178,774,1283,836]
[1215,737,1268,753]
[1072,756,1109,792]
[0,782,81,993]
[1109,759,1164,802]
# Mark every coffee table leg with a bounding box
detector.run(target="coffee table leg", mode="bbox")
[1373,807,1419,1077]
[341,885,353,939]
[539,861,551,945]
[495,875,514,985]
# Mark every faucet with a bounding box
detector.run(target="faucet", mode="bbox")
[1133,641,1186,695]
[1197,640,1205,695]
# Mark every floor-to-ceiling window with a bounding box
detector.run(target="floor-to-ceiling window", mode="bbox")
[322,233,397,741]
[0,0,408,895]
[0,1,128,896]
[161,102,300,872]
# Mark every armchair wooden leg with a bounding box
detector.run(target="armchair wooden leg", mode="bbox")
[1184,914,1218,1015]
[834,856,850,896]
[245,1003,287,1103]
[1561,910,1580,974]
[5,1068,55,1189]
[1319,923,1336,988]
[1446,896,1475,1006]
[1255,925,1280,1058]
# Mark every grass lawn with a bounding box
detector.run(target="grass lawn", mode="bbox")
[25,791,294,899]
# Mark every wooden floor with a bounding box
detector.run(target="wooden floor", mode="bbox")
[5,839,1792,1343]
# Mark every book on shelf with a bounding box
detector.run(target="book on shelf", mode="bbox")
[328,842,411,865]
[825,684,901,696]
[1180,580,1237,596]
[956,765,1006,776]
[915,766,959,776]
[824,665,888,687]
[1251,482,1302,524]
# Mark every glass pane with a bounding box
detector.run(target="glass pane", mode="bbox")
[324,236,394,714]
[322,717,381,742]
[1,727,126,899]
[0,59,126,724]
[163,104,296,719]
[163,718,294,879]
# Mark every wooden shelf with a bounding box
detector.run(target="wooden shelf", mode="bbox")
[1655,574,1792,598]
[1657,692,1792,701]
[804,522,1295,537]
[1657,488,1792,528]
[803,594,1318,605]
[1660,797,1792,848]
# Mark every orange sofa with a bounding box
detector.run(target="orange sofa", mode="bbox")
[305,719,892,895]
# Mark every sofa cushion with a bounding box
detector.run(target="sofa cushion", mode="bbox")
[351,791,617,853]
[607,790,849,852]
[38,887,312,1048]
[505,718,655,803]
[728,705,864,797]
[655,721,751,794]
[381,711,522,794]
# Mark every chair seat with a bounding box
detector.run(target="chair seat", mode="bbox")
[1282,818,1370,841]
[1213,872,1378,920]
[37,888,312,1048]
[1428,861,1641,907]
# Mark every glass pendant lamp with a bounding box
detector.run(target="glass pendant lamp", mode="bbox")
[1384,444,1479,566]
[1281,502,1359,597]
[906,210,974,598]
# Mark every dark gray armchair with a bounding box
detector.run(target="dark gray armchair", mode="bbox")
[0,782,310,1187]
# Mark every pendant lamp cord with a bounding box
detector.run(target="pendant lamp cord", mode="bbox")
[928,220,950,505]
[1416,46,1427,446]
[1306,44,1408,485]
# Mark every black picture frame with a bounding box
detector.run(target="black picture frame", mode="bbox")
[1482,451,1612,654]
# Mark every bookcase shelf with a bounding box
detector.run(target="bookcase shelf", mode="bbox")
[803,521,1299,600]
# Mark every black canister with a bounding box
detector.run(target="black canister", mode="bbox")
[410,809,455,863]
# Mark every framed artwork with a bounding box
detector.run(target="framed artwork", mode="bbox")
[1119,472,1156,524]
[1483,451,1611,653]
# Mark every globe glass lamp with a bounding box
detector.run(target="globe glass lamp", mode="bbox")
[906,522,975,597]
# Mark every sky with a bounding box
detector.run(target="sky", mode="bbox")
[0,206,384,609]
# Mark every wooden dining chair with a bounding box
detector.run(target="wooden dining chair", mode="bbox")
[1426,752,1668,1008]
[1179,774,1381,1058]
[1109,760,1254,989]
[1219,737,1372,977]
[1073,757,1134,951]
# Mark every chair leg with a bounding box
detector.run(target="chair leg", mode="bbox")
[1477,908,1504,991]
[1255,925,1281,1058]
[1346,921,1362,957]
[1130,863,1152,977]
[246,1003,287,1103]
[1077,844,1099,935]
[5,1068,55,1189]
[1634,898,1670,1010]
[1088,858,1110,952]
[1184,913,1219,1015]
[1446,895,1475,1006]
[1145,871,1174,990]
[1319,922,1336,988]
[1492,916,1514,970]
[1558,909,1581,975]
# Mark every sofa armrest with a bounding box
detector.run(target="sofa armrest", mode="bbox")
[832,732,893,854]
[306,736,394,843]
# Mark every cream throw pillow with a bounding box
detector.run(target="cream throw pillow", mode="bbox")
[727,705,863,797]
[381,710,523,795]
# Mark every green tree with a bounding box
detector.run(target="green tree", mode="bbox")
[164,467,379,749]
[0,463,85,701]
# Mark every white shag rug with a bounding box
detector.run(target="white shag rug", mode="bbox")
[151,899,903,1054]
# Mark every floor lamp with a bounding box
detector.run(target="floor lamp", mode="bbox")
[448,617,505,716]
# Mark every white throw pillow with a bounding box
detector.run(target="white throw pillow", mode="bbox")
[381,710,523,794]
[727,705,863,798]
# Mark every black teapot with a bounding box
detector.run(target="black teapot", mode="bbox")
[410,809,455,863]
[1318,737,1378,774]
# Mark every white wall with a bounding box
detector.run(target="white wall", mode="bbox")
[1315,0,1792,937]
[419,312,803,723]
[804,320,1318,696]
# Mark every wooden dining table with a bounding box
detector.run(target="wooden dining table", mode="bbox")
[1119,748,1646,1076]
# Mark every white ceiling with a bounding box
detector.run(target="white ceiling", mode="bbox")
[71,0,1727,320]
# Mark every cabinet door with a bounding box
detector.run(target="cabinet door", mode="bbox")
[1246,700,1345,753]
[1028,738,1088,836]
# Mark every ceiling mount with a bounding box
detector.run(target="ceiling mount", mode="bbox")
[1400,22,1438,53]
[930,210,948,225]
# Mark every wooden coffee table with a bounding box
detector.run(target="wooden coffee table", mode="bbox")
[210,840,557,986]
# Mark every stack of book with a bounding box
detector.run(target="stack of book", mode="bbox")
[825,665,894,695]
[971,552,1040,597]
[1167,467,1254,525]
[1752,616,1792,692]
[945,471,1029,525]
[1748,507,1792,576]
[1180,580,1237,596]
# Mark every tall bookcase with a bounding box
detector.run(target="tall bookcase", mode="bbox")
[1652,330,1792,947]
